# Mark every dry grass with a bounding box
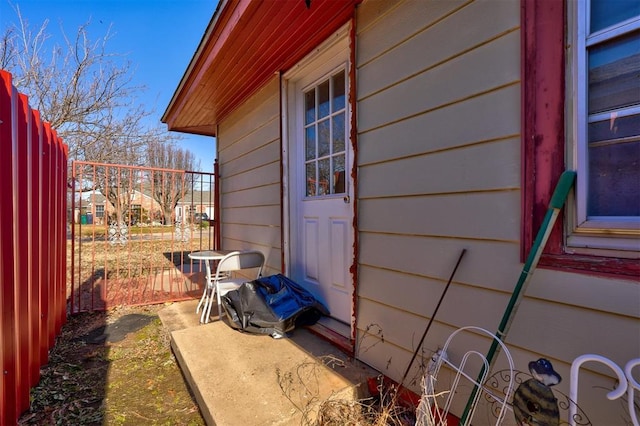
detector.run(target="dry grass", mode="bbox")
[276,356,416,426]
[18,304,204,426]
[314,397,415,426]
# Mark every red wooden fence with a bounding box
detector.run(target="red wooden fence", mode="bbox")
[0,70,68,425]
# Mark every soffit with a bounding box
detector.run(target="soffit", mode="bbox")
[162,0,359,136]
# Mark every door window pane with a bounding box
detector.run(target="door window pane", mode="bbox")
[318,119,330,157]
[318,158,330,196]
[305,90,315,125]
[333,112,345,154]
[318,80,330,119]
[332,155,345,194]
[306,163,316,197]
[305,126,316,161]
[332,71,345,111]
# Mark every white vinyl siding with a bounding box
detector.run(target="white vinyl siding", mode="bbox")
[217,77,282,276]
[354,0,638,423]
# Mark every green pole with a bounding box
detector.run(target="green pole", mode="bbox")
[459,170,576,424]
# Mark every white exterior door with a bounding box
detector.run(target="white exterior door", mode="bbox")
[285,28,354,326]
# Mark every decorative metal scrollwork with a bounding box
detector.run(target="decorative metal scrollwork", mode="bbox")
[108,221,128,246]
[174,220,191,243]
[484,370,592,426]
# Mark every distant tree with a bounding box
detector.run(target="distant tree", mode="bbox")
[146,140,201,225]
[1,6,203,225]
[0,5,178,164]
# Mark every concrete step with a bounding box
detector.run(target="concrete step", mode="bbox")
[159,300,378,426]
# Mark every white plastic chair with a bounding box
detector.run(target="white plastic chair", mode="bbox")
[200,250,265,324]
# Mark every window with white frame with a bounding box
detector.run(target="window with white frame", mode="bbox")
[95,204,105,218]
[569,0,640,254]
[303,69,347,198]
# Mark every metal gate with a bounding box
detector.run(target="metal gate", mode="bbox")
[69,161,219,313]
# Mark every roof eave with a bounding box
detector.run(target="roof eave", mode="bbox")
[162,0,359,136]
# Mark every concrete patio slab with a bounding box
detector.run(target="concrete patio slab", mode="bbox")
[158,300,378,426]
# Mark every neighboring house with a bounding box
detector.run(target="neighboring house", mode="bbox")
[71,192,109,225]
[75,189,162,225]
[175,190,215,224]
[84,192,108,225]
[162,1,639,423]
[76,188,214,226]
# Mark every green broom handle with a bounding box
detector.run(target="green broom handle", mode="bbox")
[459,170,576,424]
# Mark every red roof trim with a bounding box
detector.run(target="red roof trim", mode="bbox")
[163,0,255,132]
[163,0,360,136]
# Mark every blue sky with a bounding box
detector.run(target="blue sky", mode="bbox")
[1,0,219,172]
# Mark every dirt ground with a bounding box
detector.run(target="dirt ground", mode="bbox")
[18,304,205,426]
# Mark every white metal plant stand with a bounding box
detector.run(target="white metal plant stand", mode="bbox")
[415,326,515,426]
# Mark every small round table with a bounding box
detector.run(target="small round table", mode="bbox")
[188,250,234,323]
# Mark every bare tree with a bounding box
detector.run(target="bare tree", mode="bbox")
[147,141,201,225]
[1,5,206,226]
[0,5,177,164]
